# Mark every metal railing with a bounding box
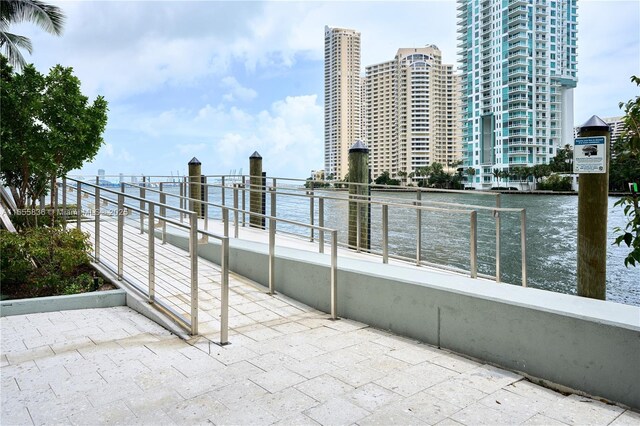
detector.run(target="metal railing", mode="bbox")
[60,177,231,341]
[67,174,527,287]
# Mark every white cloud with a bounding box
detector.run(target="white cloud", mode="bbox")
[221,76,258,102]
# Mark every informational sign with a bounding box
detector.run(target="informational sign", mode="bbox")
[573,136,606,174]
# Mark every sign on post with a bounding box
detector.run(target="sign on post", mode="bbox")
[573,136,606,174]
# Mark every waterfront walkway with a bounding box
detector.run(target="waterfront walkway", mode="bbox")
[3,301,639,424]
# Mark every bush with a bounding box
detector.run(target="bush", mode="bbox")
[538,175,573,191]
[0,227,99,299]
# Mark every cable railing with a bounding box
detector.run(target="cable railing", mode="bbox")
[65,174,527,287]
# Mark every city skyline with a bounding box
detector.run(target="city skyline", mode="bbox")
[11,1,639,178]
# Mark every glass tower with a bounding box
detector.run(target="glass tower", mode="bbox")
[457,0,577,188]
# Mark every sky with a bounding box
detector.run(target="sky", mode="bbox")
[11,0,640,179]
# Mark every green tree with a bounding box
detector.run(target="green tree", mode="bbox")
[0,0,65,69]
[374,171,400,186]
[0,60,108,214]
[550,144,573,173]
[612,76,640,267]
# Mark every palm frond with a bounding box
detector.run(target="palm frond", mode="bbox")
[0,31,31,69]
[1,0,65,35]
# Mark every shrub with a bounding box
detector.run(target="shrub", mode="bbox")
[538,175,573,191]
[0,227,98,298]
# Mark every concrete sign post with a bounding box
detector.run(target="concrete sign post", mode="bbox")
[576,115,610,300]
[249,152,264,229]
[188,157,203,218]
[348,141,370,251]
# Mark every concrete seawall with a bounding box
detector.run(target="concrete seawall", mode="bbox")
[164,231,640,409]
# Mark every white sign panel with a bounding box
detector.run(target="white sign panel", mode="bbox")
[573,136,606,174]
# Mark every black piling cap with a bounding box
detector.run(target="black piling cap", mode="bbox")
[250,151,262,159]
[579,115,609,132]
[188,157,201,165]
[349,140,369,153]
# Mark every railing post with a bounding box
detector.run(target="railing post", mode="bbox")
[220,234,230,345]
[318,197,325,254]
[233,184,239,238]
[62,177,67,229]
[268,187,276,295]
[416,189,422,266]
[382,204,389,264]
[309,184,314,242]
[470,210,478,278]
[159,183,167,244]
[117,192,124,281]
[242,183,246,227]
[223,206,229,238]
[202,176,209,230]
[180,177,185,223]
[331,230,338,320]
[76,181,81,229]
[495,193,501,283]
[140,177,146,234]
[148,202,155,303]
[521,209,527,287]
[95,177,100,262]
[189,212,199,335]
[356,199,361,252]
[221,176,226,206]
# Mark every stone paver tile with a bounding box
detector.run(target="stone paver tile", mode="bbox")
[85,378,146,407]
[5,345,54,365]
[123,385,184,415]
[247,351,298,371]
[272,413,321,426]
[372,334,420,350]
[246,309,283,323]
[328,364,386,387]
[454,364,523,394]
[404,361,459,389]
[128,408,177,426]
[374,371,429,397]
[1,354,9,367]
[610,410,640,425]
[295,317,332,329]
[357,404,428,426]
[256,387,319,419]
[250,366,306,393]
[49,370,107,398]
[97,358,151,383]
[271,321,311,335]
[280,343,327,361]
[171,351,225,378]
[521,414,568,425]
[295,374,355,402]
[422,377,488,409]
[386,391,462,424]
[505,380,567,404]
[134,368,186,391]
[387,345,442,365]
[0,406,33,426]
[212,400,278,425]
[348,341,393,358]
[172,369,233,399]
[209,344,259,365]
[324,319,368,332]
[345,382,403,412]
[322,347,370,369]
[16,365,70,391]
[27,393,94,425]
[163,392,227,424]
[542,394,625,425]
[450,401,532,425]
[430,353,482,373]
[49,336,96,355]
[1,360,39,379]
[65,354,118,376]
[285,357,335,380]
[34,350,83,371]
[305,396,371,426]
[478,388,542,419]
[75,341,122,360]
[208,379,270,408]
[217,360,266,383]
[68,400,136,425]
[434,419,465,426]
[357,353,411,373]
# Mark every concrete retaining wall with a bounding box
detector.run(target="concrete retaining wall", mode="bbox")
[165,232,640,409]
[0,289,127,317]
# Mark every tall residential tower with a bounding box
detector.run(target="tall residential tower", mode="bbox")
[365,46,462,181]
[457,0,577,188]
[324,26,361,180]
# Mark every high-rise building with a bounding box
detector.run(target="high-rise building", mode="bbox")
[324,26,361,180]
[458,0,578,188]
[365,46,462,182]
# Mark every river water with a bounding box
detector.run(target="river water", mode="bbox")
[117,183,639,307]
